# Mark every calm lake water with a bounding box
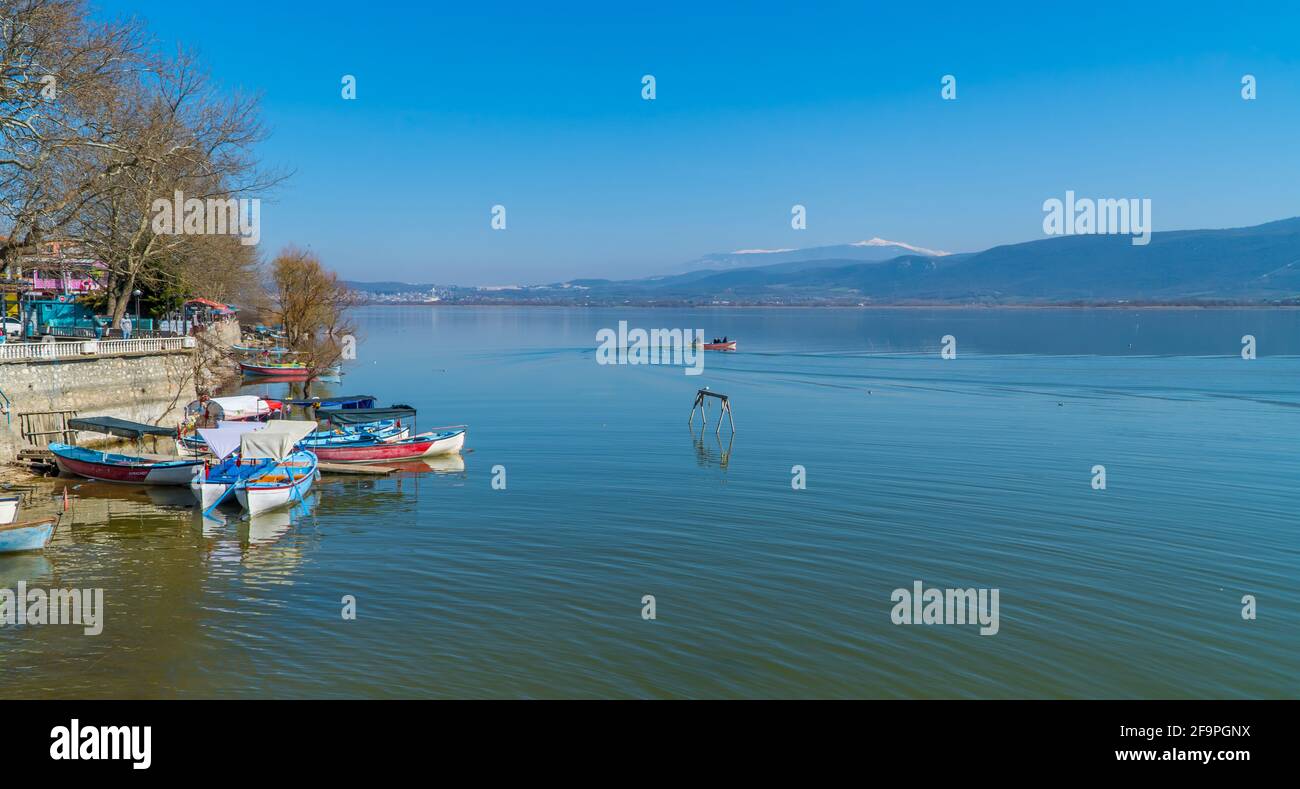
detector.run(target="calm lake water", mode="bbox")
[2,306,1298,698]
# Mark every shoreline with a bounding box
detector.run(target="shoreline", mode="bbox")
[356,301,1300,310]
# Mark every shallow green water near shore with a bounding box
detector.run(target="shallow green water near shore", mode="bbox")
[2,306,1298,698]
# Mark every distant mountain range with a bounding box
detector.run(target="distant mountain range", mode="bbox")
[670,237,951,272]
[349,218,1300,305]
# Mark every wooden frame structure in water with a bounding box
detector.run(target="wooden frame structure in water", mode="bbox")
[688,388,736,435]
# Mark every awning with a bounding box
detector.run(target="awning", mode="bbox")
[198,428,245,459]
[68,416,175,440]
[240,420,316,460]
[287,394,377,409]
[315,406,416,425]
[184,297,232,312]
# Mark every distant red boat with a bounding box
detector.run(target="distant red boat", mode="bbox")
[699,338,737,351]
[239,361,312,379]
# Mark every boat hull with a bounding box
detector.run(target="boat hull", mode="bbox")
[192,480,230,509]
[309,430,465,463]
[0,497,17,525]
[0,517,56,554]
[303,424,408,446]
[50,445,203,486]
[239,362,311,379]
[702,342,737,351]
[235,452,318,515]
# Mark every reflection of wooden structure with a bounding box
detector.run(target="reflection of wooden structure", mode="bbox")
[688,388,735,434]
[693,431,734,469]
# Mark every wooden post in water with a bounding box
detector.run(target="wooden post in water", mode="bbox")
[689,388,736,435]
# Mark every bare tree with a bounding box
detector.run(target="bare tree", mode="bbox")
[0,0,146,271]
[72,47,282,324]
[268,245,358,389]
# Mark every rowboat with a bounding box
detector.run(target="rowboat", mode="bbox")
[235,449,318,515]
[303,421,408,446]
[49,442,203,486]
[0,496,17,525]
[287,394,377,411]
[196,421,319,516]
[192,454,277,509]
[0,516,58,554]
[186,395,284,423]
[239,361,312,379]
[308,428,466,463]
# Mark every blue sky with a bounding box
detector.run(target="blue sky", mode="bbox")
[99,1,1300,284]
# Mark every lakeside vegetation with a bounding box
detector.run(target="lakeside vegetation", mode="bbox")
[0,0,353,378]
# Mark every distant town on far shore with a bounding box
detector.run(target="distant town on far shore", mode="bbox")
[350,217,1300,307]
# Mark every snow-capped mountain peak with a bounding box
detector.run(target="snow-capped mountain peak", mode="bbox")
[850,237,950,256]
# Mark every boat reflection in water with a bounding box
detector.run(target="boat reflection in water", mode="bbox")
[0,553,53,588]
[389,454,466,476]
[196,492,316,575]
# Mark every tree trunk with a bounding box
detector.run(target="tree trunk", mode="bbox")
[110,272,136,326]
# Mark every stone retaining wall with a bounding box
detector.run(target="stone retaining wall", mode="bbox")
[0,320,241,462]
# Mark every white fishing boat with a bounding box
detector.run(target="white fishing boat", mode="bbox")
[228,421,319,516]
[0,496,19,525]
[235,449,318,515]
[190,426,277,510]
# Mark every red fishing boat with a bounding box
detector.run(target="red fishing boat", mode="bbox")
[238,361,313,379]
[699,337,737,351]
[308,429,466,464]
[49,443,203,485]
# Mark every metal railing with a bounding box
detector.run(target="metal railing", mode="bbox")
[0,336,194,361]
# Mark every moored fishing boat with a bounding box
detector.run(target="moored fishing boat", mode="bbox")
[307,404,466,463]
[303,421,408,445]
[287,394,378,411]
[235,449,318,515]
[308,428,466,463]
[190,427,278,509]
[0,496,17,525]
[0,515,58,554]
[193,421,318,515]
[238,360,313,379]
[184,395,283,427]
[49,443,203,485]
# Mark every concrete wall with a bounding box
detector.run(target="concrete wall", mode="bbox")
[0,320,242,461]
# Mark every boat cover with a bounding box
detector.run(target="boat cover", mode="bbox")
[316,406,416,425]
[240,421,317,460]
[68,416,174,439]
[197,428,245,459]
[206,395,270,420]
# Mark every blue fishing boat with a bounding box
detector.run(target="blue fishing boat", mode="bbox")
[193,422,319,516]
[192,453,277,509]
[302,420,407,446]
[236,449,319,515]
[49,443,203,485]
[0,515,58,554]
